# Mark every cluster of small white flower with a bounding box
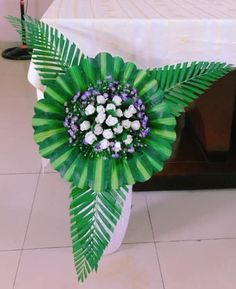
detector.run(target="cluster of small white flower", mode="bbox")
[64,79,150,158]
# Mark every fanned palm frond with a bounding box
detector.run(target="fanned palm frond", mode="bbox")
[151,62,234,116]
[7,16,84,86]
[69,186,128,282]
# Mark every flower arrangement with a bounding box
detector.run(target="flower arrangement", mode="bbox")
[63,77,150,157]
[8,16,234,283]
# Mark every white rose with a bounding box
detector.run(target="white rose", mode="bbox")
[124,134,133,145]
[113,141,122,152]
[116,109,123,117]
[97,105,105,114]
[106,103,116,111]
[128,105,137,114]
[95,112,106,124]
[94,124,103,135]
[85,104,96,115]
[124,109,133,118]
[84,131,97,145]
[131,120,141,131]
[114,124,123,134]
[97,94,107,104]
[106,115,118,127]
[80,120,90,131]
[112,95,122,106]
[122,119,131,129]
[103,129,114,139]
[100,139,110,150]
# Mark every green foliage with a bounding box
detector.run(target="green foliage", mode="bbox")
[70,186,128,282]
[7,16,84,86]
[151,62,234,116]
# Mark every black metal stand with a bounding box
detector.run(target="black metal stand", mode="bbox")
[2,0,31,60]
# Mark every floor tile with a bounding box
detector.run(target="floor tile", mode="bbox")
[0,51,30,76]
[15,243,163,289]
[124,192,153,243]
[0,174,38,250]
[24,174,71,249]
[0,71,34,100]
[0,71,41,174]
[147,189,236,241]
[158,239,236,289]
[0,124,41,174]
[14,248,78,289]
[0,250,21,289]
[0,80,36,128]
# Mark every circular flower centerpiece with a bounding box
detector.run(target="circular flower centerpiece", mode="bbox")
[63,76,150,158]
[33,53,177,192]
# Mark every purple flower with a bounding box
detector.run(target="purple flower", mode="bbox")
[142,121,147,128]
[71,124,78,132]
[85,91,91,97]
[112,153,120,159]
[127,146,135,153]
[103,93,109,98]
[137,112,144,119]
[81,94,87,100]
[81,91,91,100]
[83,138,88,145]
[121,93,128,101]
[94,143,101,152]
[93,90,99,96]
[142,116,149,128]
[69,129,74,137]
[64,118,69,127]
[130,88,137,95]
[134,99,143,110]
[137,99,143,106]
[140,128,150,138]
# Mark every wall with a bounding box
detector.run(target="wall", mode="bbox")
[0,0,53,42]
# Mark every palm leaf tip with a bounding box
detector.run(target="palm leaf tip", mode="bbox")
[151,61,234,116]
[7,15,85,87]
[69,186,128,282]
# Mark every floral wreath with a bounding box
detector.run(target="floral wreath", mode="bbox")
[9,16,234,283]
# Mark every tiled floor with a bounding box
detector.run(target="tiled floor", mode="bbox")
[0,49,236,289]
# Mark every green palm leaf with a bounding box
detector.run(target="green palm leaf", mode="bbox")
[151,62,234,116]
[70,185,128,282]
[7,16,84,86]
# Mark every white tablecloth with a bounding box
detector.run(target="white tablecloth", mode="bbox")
[28,0,236,91]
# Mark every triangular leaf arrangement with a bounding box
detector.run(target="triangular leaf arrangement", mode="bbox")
[70,186,128,282]
[8,16,235,283]
[7,16,84,86]
[150,62,233,116]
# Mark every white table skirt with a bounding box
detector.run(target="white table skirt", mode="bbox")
[28,0,236,91]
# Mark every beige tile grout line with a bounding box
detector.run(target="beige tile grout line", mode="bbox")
[145,195,166,289]
[2,236,236,255]
[0,172,40,176]
[12,172,41,289]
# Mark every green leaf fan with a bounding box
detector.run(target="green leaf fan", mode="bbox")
[8,16,234,283]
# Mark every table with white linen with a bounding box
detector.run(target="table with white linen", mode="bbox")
[28,0,236,161]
